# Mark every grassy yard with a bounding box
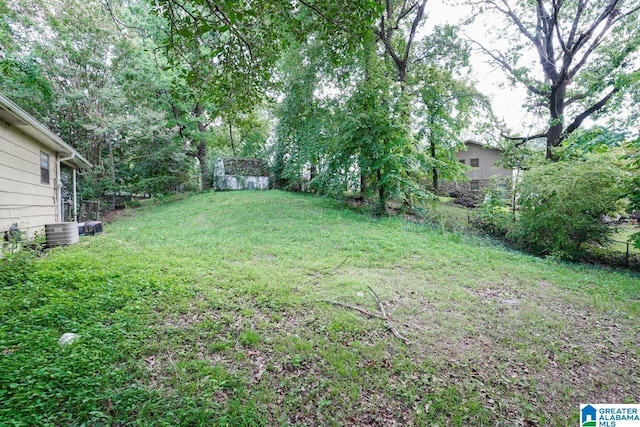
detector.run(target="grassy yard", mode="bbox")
[609,224,640,255]
[1,191,639,426]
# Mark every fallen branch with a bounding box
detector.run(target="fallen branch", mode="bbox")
[321,287,411,345]
[330,256,349,273]
[321,300,387,320]
[367,285,411,345]
[300,257,349,287]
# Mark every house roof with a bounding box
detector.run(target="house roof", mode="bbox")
[464,140,502,152]
[0,93,91,169]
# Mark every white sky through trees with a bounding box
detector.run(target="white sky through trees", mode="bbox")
[424,0,534,132]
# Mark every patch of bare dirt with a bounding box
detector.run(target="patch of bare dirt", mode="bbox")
[143,351,177,393]
[425,279,640,421]
[101,207,136,224]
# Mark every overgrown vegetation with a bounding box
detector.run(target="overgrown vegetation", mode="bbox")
[1,192,638,425]
[512,158,626,259]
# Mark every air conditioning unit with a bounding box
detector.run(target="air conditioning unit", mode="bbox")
[45,222,79,247]
[77,221,103,236]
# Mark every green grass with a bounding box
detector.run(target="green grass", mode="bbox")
[1,191,639,426]
[609,224,640,254]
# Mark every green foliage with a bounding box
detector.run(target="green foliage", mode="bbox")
[498,141,543,171]
[0,251,35,288]
[273,24,482,212]
[556,127,629,160]
[0,55,54,118]
[472,183,514,238]
[334,50,416,212]
[625,134,640,248]
[272,41,329,190]
[412,26,490,191]
[511,158,627,259]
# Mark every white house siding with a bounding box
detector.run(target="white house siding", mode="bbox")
[0,120,58,238]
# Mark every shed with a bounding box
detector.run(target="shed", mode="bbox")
[213,157,269,190]
[0,93,91,239]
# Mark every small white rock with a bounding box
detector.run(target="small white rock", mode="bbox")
[58,333,79,346]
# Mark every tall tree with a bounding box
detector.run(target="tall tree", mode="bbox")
[2,0,194,199]
[152,0,290,188]
[411,25,489,192]
[273,3,490,212]
[374,0,429,84]
[472,0,640,159]
[153,0,384,188]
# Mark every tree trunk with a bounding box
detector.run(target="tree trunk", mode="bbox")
[430,138,438,192]
[228,118,236,156]
[108,135,116,209]
[360,173,368,198]
[377,169,387,215]
[196,140,209,190]
[195,102,211,190]
[546,81,567,160]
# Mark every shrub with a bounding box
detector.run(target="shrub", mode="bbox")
[472,187,514,238]
[510,158,626,259]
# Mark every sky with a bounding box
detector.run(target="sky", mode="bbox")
[422,0,534,133]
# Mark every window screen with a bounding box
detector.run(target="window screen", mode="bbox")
[40,152,50,184]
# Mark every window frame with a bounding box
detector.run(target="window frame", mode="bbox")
[470,158,479,167]
[470,180,480,191]
[40,151,50,184]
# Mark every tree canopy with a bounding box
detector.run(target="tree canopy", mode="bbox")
[471,0,640,159]
[1,0,638,218]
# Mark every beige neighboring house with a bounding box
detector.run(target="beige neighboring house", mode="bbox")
[0,93,91,239]
[445,140,512,194]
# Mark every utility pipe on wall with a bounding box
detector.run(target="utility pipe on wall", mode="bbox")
[73,168,77,221]
[57,153,75,222]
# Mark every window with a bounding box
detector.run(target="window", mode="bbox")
[470,158,479,167]
[40,152,50,184]
[470,180,480,191]
[459,159,465,164]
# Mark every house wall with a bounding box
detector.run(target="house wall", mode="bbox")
[0,119,58,238]
[439,178,511,199]
[457,143,511,180]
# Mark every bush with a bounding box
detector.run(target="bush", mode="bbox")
[510,158,626,259]
[582,245,640,272]
[472,190,514,238]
